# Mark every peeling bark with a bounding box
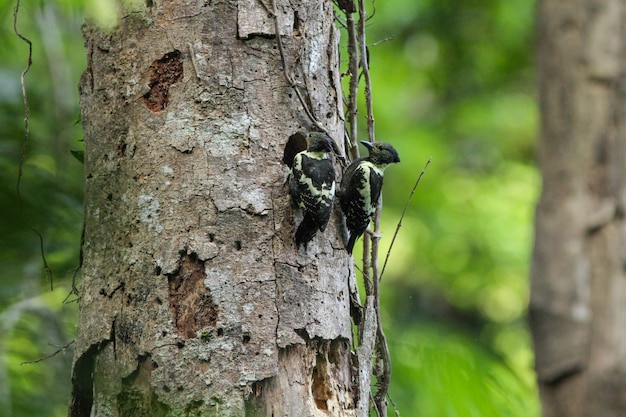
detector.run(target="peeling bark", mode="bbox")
[69,0,355,415]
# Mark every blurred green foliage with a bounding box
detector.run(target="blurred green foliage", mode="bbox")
[0,0,538,416]
[352,0,539,415]
[0,1,85,415]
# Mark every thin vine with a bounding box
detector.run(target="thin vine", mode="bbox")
[13,0,53,290]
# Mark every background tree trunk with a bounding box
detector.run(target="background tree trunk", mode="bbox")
[531,1,626,416]
[68,1,356,416]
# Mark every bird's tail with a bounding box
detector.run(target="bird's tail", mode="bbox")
[346,233,358,254]
[295,214,318,248]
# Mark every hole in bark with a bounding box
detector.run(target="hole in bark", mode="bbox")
[283,131,308,168]
[167,252,218,339]
[328,339,345,365]
[117,142,127,157]
[242,334,251,344]
[294,328,308,341]
[235,240,242,251]
[141,50,183,112]
[312,354,332,411]
[208,233,215,242]
[217,328,224,336]
[68,343,100,417]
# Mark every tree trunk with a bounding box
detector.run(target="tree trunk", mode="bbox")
[68,1,356,416]
[531,1,626,416]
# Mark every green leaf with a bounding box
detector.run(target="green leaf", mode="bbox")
[70,150,84,164]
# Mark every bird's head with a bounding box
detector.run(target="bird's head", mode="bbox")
[361,141,400,167]
[307,132,334,153]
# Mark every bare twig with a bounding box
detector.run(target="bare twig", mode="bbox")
[346,11,360,160]
[365,0,377,22]
[64,222,85,303]
[380,157,431,280]
[34,227,53,290]
[362,232,373,295]
[371,391,381,417]
[371,197,390,417]
[20,340,75,365]
[357,0,375,143]
[370,35,395,47]
[388,393,401,417]
[354,0,392,413]
[13,0,32,202]
[14,0,54,288]
[356,296,377,416]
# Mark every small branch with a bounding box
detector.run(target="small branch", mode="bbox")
[362,231,372,295]
[371,196,389,417]
[64,222,85,303]
[369,158,433,417]
[388,393,401,417]
[33,227,53,290]
[346,11,359,160]
[380,157,431,280]
[356,295,377,417]
[357,0,375,143]
[13,0,32,204]
[370,35,395,47]
[14,0,54,288]
[20,340,75,365]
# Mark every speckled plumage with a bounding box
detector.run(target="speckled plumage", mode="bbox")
[289,132,336,248]
[339,141,400,253]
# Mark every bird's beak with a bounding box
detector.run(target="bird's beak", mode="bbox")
[360,141,373,151]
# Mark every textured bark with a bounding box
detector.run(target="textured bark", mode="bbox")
[531,1,626,416]
[68,1,356,416]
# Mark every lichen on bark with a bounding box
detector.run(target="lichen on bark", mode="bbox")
[70,0,355,416]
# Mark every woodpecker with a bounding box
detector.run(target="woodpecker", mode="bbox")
[289,132,336,248]
[339,141,400,253]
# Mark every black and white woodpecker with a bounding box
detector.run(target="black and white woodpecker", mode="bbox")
[339,141,400,254]
[289,132,336,248]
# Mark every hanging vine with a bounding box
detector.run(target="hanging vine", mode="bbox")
[336,0,393,415]
[264,0,427,413]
